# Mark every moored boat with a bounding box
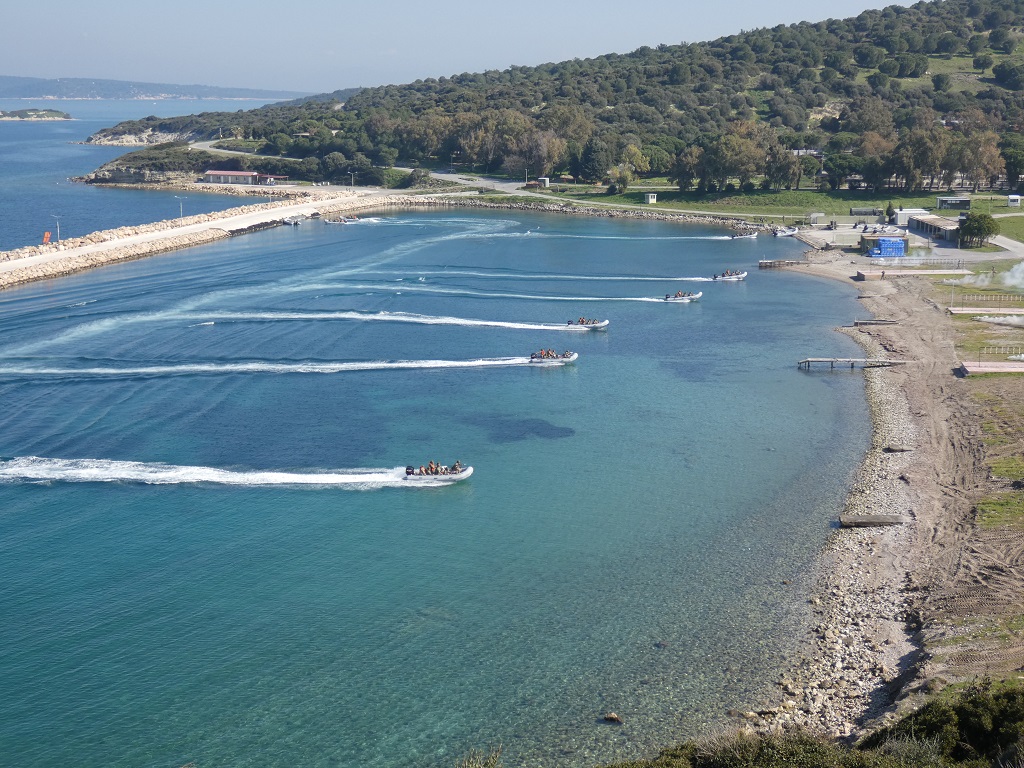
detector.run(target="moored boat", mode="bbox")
[774,226,798,237]
[662,291,703,302]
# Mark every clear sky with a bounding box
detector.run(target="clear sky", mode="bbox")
[5,0,910,94]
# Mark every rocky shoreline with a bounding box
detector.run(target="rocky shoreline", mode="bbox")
[740,326,921,740]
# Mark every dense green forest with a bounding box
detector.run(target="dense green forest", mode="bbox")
[91,0,1024,192]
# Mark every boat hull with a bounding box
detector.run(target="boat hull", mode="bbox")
[403,466,474,483]
[529,352,578,365]
[566,320,609,330]
[663,291,703,302]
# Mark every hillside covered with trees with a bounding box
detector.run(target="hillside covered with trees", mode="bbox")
[89,0,1024,193]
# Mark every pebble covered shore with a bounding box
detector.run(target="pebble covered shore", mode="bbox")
[737,307,921,741]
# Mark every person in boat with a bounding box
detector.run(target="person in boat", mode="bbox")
[675,290,683,298]
[427,460,435,474]
[419,465,427,475]
[452,460,462,473]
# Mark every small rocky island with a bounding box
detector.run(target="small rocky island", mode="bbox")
[0,108,72,120]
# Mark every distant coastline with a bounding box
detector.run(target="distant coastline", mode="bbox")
[0,108,71,121]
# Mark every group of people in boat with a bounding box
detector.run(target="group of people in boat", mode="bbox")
[667,291,697,298]
[531,349,573,360]
[407,460,463,476]
[713,269,740,279]
[568,317,601,325]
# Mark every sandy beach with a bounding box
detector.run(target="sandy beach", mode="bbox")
[1,192,1019,746]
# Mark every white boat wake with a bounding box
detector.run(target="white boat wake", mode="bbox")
[371,269,713,282]
[186,310,597,331]
[0,356,567,378]
[0,457,462,488]
[310,283,665,302]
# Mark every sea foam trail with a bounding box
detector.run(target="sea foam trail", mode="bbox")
[311,283,668,302]
[371,269,713,282]
[0,357,559,378]
[0,457,455,488]
[190,310,594,331]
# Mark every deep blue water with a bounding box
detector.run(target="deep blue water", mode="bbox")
[0,98,276,250]
[0,206,870,767]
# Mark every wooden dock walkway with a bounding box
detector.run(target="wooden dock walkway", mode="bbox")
[798,358,909,369]
[758,259,805,269]
[855,269,972,281]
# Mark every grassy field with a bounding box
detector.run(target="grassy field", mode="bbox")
[540,188,939,217]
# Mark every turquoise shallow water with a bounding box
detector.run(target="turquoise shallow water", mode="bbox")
[0,210,870,767]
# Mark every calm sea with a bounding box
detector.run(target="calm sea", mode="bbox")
[0,98,277,251]
[0,104,870,768]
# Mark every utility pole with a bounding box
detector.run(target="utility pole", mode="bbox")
[50,214,61,243]
[174,196,187,219]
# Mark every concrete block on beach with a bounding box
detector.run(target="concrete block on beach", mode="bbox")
[839,514,912,527]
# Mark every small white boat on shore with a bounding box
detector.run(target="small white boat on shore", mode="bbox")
[711,271,747,282]
[565,319,609,330]
[404,465,473,483]
[529,352,578,365]
[774,226,798,237]
[663,291,703,302]
[283,216,303,226]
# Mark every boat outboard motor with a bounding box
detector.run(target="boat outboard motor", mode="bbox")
[405,465,415,476]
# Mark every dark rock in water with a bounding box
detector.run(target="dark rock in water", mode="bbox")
[603,712,623,724]
[653,641,669,649]
[464,414,574,443]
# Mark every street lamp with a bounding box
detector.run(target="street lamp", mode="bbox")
[50,214,61,243]
[174,195,187,219]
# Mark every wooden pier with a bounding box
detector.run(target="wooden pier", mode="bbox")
[758,259,805,269]
[853,319,898,326]
[798,357,908,369]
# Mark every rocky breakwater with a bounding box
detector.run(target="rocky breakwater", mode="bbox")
[738,331,921,740]
[414,196,760,229]
[0,201,291,291]
[0,230,229,290]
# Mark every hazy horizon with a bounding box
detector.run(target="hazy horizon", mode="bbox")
[4,0,910,95]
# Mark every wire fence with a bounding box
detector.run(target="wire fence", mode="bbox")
[981,346,1024,357]
[961,294,1024,303]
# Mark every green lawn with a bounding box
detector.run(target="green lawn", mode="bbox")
[542,188,938,217]
[991,213,1024,244]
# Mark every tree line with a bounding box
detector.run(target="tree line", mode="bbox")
[93,0,1024,192]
